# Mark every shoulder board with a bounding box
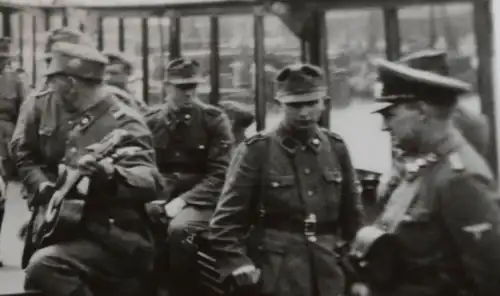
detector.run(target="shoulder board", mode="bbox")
[144,106,162,119]
[34,88,53,98]
[448,152,465,172]
[320,127,344,142]
[244,132,267,145]
[198,101,224,117]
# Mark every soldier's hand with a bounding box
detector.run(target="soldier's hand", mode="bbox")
[164,197,186,218]
[350,282,370,296]
[77,155,115,180]
[231,265,261,287]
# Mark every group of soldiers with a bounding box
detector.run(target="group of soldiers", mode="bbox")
[0,24,498,296]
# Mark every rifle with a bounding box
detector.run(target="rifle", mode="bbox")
[21,129,141,267]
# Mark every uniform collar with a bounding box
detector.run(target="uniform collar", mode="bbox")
[277,124,322,154]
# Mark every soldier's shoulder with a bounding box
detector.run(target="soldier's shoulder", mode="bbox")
[108,99,144,124]
[445,146,493,179]
[244,131,273,147]
[320,127,346,143]
[34,88,54,99]
[197,99,225,117]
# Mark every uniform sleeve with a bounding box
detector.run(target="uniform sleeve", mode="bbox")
[9,95,49,201]
[336,140,364,241]
[208,142,260,278]
[441,173,500,296]
[107,117,164,205]
[178,112,234,207]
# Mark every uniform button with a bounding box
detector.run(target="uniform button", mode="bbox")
[312,138,320,145]
[307,190,314,196]
[184,114,191,120]
[301,146,306,151]
[109,218,115,224]
[198,144,205,149]
[69,147,77,153]
[174,152,180,157]
[271,182,279,188]
[307,236,317,242]
[304,168,311,174]
[81,117,89,125]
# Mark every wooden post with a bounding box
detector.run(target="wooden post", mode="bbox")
[118,18,125,51]
[43,9,50,32]
[304,11,330,129]
[474,0,497,175]
[383,7,401,61]
[96,17,103,51]
[209,16,220,106]
[3,9,11,37]
[254,12,266,132]
[32,14,37,86]
[62,8,68,27]
[141,18,150,105]
[18,13,24,69]
[169,16,181,59]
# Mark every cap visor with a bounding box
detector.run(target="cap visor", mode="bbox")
[166,77,205,84]
[373,58,472,93]
[370,101,394,114]
[277,91,329,104]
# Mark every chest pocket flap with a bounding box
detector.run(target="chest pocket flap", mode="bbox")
[324,168,343,184]
[38,126,54,136]
[267,175,295,188]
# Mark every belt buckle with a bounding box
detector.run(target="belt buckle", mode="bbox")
[304,214,317,242]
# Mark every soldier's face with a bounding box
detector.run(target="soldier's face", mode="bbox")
[104,64,128,89]
[164,84,193,110]
[381,103,424,153]
[283,99,324,130]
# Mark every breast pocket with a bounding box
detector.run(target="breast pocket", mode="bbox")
[398,208,441,254]
[264,175,298,209]
[38,127,64,161]
[323,168,343,195]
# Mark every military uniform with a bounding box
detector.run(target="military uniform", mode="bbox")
[209,64,364,296]
[219,100,255,146]
[10,42,163,296]
[374,50,491,206]
[359,57,500,296]
[15,27,101,243]
[0,36,28,267]
[144,58,232,295]
[103,51,148,114]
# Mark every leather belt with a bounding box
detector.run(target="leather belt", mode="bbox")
[261,216,338,236]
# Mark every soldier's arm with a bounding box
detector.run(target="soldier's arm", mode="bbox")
[208,141,261,278]
[178,112,234,207]
[441,173,500,296]
[104,117,164,205]
[9,95,48,199]
[334,139,364,241]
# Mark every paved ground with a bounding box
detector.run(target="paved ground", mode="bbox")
[0,182,30,294]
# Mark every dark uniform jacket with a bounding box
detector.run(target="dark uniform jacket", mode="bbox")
[0,66,27,177]
[10,88,163,272]
[377,131,500,296]
[105,84,149,114]
[145,98,233,208]
[209,124,364,296]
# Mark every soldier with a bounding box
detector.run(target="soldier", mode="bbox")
[16,27,103,243]
[376,50,491,204]
[103,51,148,113]
[352,57,500,296]
[208,63,364,296]
[144,57,233,294]
[219,100,255,146]
[10,42,163,296]
[0,36,28,267]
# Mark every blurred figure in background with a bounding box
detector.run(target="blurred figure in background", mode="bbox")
[219,100,255,146]
[103,51,149,114]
